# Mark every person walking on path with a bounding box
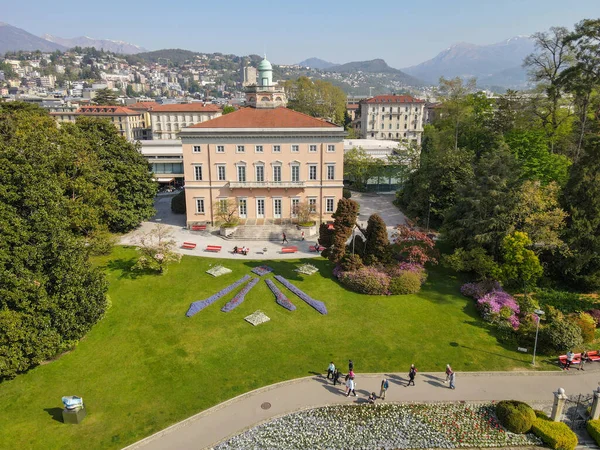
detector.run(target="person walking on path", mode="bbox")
[380,379,389,399]
[348,359,354,372]
[301,231,305,241]
[346,377,356,397]
[565,350,575,370]
[327,362,335,380]
[407,364,417,387]
[333,368,341,386]
[282,232,288,245]
[449,371,456,390]
[580,351,589,371]
[348,369,355,380]
[444,364,453,383]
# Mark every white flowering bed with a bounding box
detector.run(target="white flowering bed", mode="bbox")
[295,263,319,275]
[244,310,270,326]
[206,265,232,277]
[215,403,541,450]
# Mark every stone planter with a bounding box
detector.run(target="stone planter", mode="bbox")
[297,223,317,237]
[220,225,238,237]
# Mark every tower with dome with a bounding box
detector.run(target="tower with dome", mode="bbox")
[245,56,287,109]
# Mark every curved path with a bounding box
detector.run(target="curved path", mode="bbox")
[124,368,599,450]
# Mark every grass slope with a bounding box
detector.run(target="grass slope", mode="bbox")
[0,246,545,449]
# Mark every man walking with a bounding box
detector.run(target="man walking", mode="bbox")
[380,378,389,400]
[282,232,288,245]
[301,230,305,241]
[348,359,354,372]
[449,371,456,389]
[444,364,453,383]
[327,361,335,380]
[407,364,417,387]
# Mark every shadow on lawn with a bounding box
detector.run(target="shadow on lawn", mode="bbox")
[242,258,333,283]
[44,407,63,423]
[103,258,155,280]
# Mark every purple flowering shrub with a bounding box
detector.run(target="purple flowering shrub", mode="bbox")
[339,266,390,295]
[477,290,520,329]
[274,275,327,315]
[221,277,259,312]
[186,275,251,317]
[265,279,296,311]
[460,280,502,300]
[251,265,273,276]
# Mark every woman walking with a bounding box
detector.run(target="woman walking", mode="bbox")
[407,364,417,387]
[380,379,389,400]
[445,364,453,383]
[449,371,456,390]
[346,376,356,397]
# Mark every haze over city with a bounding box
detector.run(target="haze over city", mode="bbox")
[1,0,600,66]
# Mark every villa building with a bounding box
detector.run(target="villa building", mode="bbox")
[358,95,426,144]
[180,57,345,227]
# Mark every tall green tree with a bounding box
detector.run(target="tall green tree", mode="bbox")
[559,137,600,290]
[500,231,543,292]
[362,214,390,264]
[328,198,359,264]
[92,87,118,105]
[344,147,384,191]
[436,76,476,151]
[283,77,346,125]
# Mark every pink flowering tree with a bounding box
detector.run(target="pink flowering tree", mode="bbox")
[392,224,438,266]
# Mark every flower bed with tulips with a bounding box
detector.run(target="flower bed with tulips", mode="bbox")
[250,265,273,276]
[265,279,296,311]
[215,403,541,450]
[186,275,251,317]
[274,275,327,315]
[221,277,259,312]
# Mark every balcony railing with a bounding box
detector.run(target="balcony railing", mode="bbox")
[228,181,305,189]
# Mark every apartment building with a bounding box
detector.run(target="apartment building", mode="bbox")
[358,95,426,144]
[128,102,222,140]
[51,105,150,140]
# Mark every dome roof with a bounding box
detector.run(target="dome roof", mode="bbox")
[258,58,272,71]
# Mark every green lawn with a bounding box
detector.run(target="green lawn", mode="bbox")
[0,246,552,449]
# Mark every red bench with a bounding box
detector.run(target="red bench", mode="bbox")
[233,247,250,255]
[558,353,581,368]
[191,224,207,231]
[309,245,324,252]
[587,350,600,361]
[281,246,298,254]
[205,245,222,252]
[182,242,197,249]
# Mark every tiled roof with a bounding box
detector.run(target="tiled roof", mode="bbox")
[364,95,425,104]
[188,107,339,129]
[76,105,141,116]
[127,101,160,110]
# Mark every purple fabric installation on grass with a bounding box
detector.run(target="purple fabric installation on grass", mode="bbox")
[274,275,327,315]
[186,275,251,317]
[251,265,273,276]
[221,277,259,312]
[265,279,296,311]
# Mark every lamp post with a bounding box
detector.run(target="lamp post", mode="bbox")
[532,309,545,366]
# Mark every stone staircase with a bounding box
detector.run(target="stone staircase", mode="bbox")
[227,224,302,241]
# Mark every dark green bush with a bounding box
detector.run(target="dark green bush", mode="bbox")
[537,289,595,314]
[531,411,577,450]
[496,400,536,434]
[540,319,583,352]
[343,188,352,199]
[389,271,422,295]
[340,253,364,272]
[170,190,186,214]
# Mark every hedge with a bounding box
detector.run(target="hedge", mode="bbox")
[587,419,600,446]
[496,400,535,434]
[531,411,578,450]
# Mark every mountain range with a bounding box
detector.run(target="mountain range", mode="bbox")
[42,34,146,54]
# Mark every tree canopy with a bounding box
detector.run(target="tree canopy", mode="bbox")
[283,76,346,125]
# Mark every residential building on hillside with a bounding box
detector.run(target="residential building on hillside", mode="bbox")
[358,95,425,144]
[129,102,222,140]
[180,57,344,227]
[51,105,150,141]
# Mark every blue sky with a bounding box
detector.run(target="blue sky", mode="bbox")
[2,0,599,67]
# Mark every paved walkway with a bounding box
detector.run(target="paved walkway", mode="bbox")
[125,369,600,450]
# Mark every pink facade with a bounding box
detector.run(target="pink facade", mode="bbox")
[179,108,345,226]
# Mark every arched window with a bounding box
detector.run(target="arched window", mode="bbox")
[275,97,282,101]
[261,97,270,101]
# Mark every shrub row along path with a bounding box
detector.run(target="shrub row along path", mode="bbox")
[126,369,600,450]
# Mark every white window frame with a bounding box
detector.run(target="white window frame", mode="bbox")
[217,164,226,181]
[236,164,246,182]
[327,144,335,153]
[291,164,300,182]
[308,197,317,213]
[195,198,205,214]
[236,145,245,153]
[272,145,281,153]
[192,145,201,153]
[194,164,203,181]
[325,197,335,213]
[273,197,282,218]
[238,198,247,218]
[326,164,335,181]
[308,164,318,181]
[291,144,299,153]
[216,145,225,153]
[309,144,317,153]
[272,164,282,182]
[255,164,265,182]
[291,198,300,218]
[255,145,264,153]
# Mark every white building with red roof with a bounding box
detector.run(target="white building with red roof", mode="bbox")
[358,95,425,144]
[179,57,345,227]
